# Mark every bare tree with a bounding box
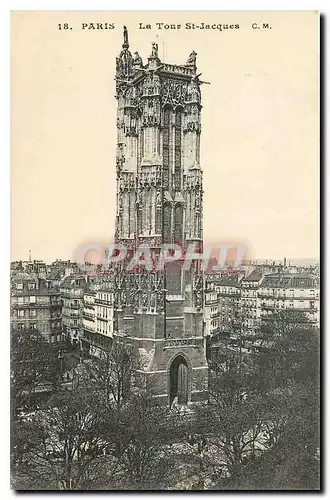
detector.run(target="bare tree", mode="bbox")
[11,381,117,490]
[84,338,139,415]
[202,311,320,490]
[11,328,58,418]
[114,392,175,490]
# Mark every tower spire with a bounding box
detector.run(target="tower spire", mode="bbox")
[123,25,129,49]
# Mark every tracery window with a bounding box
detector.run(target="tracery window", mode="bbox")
[162,107,171,190]
[174,204,183,244]
[163,203,172,243]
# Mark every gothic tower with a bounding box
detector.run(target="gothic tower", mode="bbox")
[113,27,208,405]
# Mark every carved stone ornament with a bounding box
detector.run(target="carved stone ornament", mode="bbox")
[150,42,158,59]
[133,51,143,67]
[186,50,197,65]
[162,80,188,107]
[186,75,201,103]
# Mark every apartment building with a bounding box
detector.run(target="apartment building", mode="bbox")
[259,273,320,328]
[60,275,88,345]
[204,288,220,337]
[82,281,114,358]
[205,268,320,343]
[214,276,242,336]
[11,272,62,343]
[240,269,264,334]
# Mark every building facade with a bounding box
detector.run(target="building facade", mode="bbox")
[241,269,264,334]
[112,28,208,405]
[204,288,220,338]
[213,276,242,336]
[82,284,115,358]
[205,269,320,347]
[60,276,88,345]
[259,273,320,329]
[82,289,96,347]
[11,273,62,343]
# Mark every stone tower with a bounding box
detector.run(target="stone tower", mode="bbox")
[113,27,208,405]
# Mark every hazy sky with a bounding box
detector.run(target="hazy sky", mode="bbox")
[11,11,319,263]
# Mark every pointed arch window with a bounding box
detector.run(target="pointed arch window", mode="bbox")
[174,203,183,244]
[162,107,172,190]
[174,109,182,190]
[163,203,172,243]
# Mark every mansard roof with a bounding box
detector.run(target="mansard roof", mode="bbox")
[261,273,317,289]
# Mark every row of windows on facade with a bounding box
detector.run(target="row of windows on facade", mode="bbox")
[83,320,112,336]
[14,296,61,305]
[260,302,317,310]
[96,307,112,319]
[219,301,316,312]
[16,309,61,318]
[261,300,316,306]
[96,321,112,336]
[240,298,316,307]
[15,282,36,290]
[219,296,241,302]
[240,291,259,297]
[14,281,59,292]
[62,308,81,317]
[63,299,81,307]
[241,300,259,307]
[259,289,318,296]
[223,289,319,297]
[15,322,61,331]
[82,306,112,317]
[78,294,113,306]
[97,293,113,302]
[219,306,234,311]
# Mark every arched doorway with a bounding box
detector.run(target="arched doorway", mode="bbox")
[169,354,190,406]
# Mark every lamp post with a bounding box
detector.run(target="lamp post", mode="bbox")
[58,349,64,379]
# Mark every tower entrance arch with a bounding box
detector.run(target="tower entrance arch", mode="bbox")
[168,353,191,406]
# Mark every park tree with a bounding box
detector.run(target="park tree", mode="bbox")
[250,311,320,490]
[11,328,59,418]
[191,309,320,490]
[84,338,138,415]
[11,379,118,490]
[114,392,176,490]
[210,310,320,490]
